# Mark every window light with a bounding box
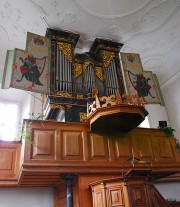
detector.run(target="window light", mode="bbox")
[0,102,18,141]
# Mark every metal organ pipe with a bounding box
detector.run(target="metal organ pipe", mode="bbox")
[84,64,95,95]
[56,47,73,93]
[56,45,59,91]
[112,59,119,94]
[60,49,63,91]
[109,61,114,95]
[105,59,119,96]
[64,54,67,91]
[106,63,112,96]
[88,65,92,93]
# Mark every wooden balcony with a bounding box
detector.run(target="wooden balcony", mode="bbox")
[13,119,180,187]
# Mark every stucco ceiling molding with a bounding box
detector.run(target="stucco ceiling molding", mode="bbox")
[161,70,180,89]
[122,0,180,43]
[27,0,49,27]
[73,0,151,18]
[0,0,48,42]
[0,25,9,41]
[142,57,164,71]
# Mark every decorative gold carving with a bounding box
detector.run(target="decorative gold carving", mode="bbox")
[83,61,94,71]
[74,63,83,78]
[56,92,72,97]
[77,94,84,99]
[95,67,103,81]
[87,93,147,117]
[92,86,98,97]
[57,42,72,62]
[101,51,115,69]
[100,95,116,107]
[79,112,87,122]
[50,104,65,110]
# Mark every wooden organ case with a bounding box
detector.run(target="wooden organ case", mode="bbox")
[44,28,125,123]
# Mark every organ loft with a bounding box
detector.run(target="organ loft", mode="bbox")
[1,28,180,207]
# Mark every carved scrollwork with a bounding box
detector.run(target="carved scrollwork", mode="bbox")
[77,93,84,99]
[50,104,65,110]
[56,92,72,97]
[95,67,103,81]
[74,63,83,78]
[83,61,94,71]
[79,112,87,122]
[101,51,115,69]
[57,42,72,62]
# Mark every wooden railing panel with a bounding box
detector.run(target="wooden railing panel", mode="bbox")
[32,129,58,161]
[111,133,132,161]
[106,183,125,206]
[0,142,21,184]
[60,130,84,161]
[131,133,154,161]
[152,134,175,163]
[18,120,180,186]
[88,133,109,161]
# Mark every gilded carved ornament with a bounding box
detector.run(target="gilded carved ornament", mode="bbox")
[51,36,75,44]
[50,104,65,110]
[57,42,72,63]
[95,67,103,81]
[56,91,72,97]
[79,112,87,122]
[77,93,84,99]
[101,51,115,69]
[74,63,83,78]
[83,61,94,71]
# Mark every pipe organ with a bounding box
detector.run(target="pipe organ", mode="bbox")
[44,28,126,122]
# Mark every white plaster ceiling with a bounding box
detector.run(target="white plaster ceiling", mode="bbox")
[0,0,180,101]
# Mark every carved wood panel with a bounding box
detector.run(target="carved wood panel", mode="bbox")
[31,129,58,162]
[106,184,125,206]
[128,184,148,206]
[60,130,84,160]
[152,135,175,162]
[111,133,132,161]
[0,142,21,179]
[131,133,154,161]
[93,187,106,207]
[88,133,109,161]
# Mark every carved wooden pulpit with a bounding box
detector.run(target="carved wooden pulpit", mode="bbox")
[90,169,170,207]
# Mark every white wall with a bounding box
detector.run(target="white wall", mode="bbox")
[155,182,180,201]
[145,104,169,129]
[0,187,54,207]
[0,183,179,206]
[161,74,180,140]
[21,92,31,121]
